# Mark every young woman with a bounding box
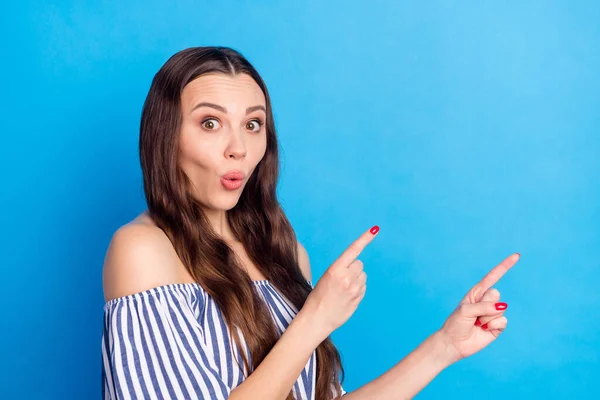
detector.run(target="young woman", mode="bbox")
[101,46,519,400]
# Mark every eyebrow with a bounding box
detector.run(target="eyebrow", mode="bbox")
[190,102,266,115]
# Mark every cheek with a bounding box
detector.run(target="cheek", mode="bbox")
[249,136,267,162]
[179,136,219,178]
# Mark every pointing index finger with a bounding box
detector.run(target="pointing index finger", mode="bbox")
[333,226,380,268]
[470,253,520,302]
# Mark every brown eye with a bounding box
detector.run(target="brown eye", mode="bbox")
[246,119,263,132]
[201,118,221,130]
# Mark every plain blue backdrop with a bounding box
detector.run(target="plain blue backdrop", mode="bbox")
[1,1,598,398]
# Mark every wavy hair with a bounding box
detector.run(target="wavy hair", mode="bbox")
[138,46,344,399]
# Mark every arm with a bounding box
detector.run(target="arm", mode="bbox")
[229,307,326,399]
[232,230,381,398]
[340,332,451,400]
[297,240,312,282]
[228,241,320,399]
[338,253,520,399]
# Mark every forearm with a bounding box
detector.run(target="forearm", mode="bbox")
[229,309,325,400]
[342,331,452,400]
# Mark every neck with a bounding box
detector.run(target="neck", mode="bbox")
[143,208,239,244]
[202,207,238,243]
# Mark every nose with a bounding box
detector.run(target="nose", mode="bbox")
[225,130,247,160]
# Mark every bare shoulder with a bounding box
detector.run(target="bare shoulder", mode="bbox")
[102,213,191,301]
[296,241,312,282]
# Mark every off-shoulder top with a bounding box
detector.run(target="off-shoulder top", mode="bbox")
[101,280,346,399]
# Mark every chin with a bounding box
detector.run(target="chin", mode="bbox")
[216,195,242,211]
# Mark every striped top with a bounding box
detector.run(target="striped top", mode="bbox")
[101,280,346,399]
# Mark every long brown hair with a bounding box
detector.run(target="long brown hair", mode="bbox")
[138,46,344,399]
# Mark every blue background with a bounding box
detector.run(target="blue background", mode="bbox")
[1,1,598,398]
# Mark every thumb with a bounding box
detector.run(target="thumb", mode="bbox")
[457,301,508,319]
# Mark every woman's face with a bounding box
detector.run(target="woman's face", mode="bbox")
[178,73,267,211]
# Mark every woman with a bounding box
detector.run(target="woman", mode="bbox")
[102,46,518,400]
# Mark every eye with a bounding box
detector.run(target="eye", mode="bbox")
[246,118,264,132]
[201,118,221,131]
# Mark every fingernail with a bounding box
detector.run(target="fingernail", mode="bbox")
[370,226,380,235]
[516,252,520,257]
[481,323,488,330]
[474,319,481,326]
[495,302,508,310]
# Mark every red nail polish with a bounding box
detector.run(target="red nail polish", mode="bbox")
[370,226,379,235]
[481,323,488,330]
[495,302,508,310]
[474,319,481,326]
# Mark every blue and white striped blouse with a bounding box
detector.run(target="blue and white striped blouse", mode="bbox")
[102,280,346,399]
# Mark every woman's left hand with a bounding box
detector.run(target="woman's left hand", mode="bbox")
[436,253,520,365]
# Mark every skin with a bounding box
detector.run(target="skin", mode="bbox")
[178,72,268,244]
[102,72,519,399]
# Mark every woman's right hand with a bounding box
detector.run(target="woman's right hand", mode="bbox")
[301,226,380,339]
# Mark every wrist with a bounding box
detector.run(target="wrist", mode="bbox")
[295,306,330,346]
[428,330,460,369]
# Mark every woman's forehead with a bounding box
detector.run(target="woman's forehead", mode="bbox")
[182,73,266,114]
